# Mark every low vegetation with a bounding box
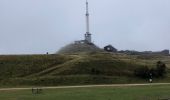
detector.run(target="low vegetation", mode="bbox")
[134,61,167,78]
[0,52,169,87]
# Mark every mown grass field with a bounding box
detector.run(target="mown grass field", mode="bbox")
[0,84,170,100]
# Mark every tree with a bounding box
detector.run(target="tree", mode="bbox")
[134,66,150,78]
[134,61,167,78]
[156,61,166,77]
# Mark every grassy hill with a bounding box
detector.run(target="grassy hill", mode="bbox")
[0,52,170,87]
[57,43,102,54]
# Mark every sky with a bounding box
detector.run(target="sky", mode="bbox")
[0,0,170,54]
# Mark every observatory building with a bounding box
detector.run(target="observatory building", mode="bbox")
[57,1,102,54]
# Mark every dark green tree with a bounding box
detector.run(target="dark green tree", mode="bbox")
[156,61,166,77]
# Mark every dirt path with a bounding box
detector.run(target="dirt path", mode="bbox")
[0,83,170,91]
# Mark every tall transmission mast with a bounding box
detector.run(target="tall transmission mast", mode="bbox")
[84,0,92,43]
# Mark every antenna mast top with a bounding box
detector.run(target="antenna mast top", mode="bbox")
[84,0,92,43]
[86,0,89,14]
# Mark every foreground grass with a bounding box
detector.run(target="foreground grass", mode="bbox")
[0,85,170,100]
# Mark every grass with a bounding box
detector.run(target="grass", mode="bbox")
[0,85,170,100]
[0,54,74,78]
[0,53,170,86]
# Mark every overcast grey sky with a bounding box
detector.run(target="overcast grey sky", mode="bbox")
[0,0,170,54]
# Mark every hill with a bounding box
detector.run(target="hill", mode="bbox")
[57,43,103,54]
[0,53,170,87]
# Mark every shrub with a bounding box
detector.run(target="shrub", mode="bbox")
[91,68,101,75]
[134,61,167,78]
[156,61,167,77]
[134,66,150,78]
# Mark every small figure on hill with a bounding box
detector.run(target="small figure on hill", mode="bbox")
[149,73,153,83]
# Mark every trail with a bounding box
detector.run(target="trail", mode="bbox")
[0,83,170,91]
[28,55,83,77]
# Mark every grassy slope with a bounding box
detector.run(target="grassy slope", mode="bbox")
[0,53,170,86]
[1,85,170,100]
[0,54,74,78]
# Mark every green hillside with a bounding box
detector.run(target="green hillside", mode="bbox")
[0,53,170,87]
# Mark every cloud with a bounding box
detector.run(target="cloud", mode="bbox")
[0,0,170,54]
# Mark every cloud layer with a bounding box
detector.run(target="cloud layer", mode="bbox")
[0,0,170,54]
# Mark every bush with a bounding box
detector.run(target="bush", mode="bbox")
[134,66,150,78]
[91,68,101,75]
[156,61,167,77]
[134,61,167,79]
